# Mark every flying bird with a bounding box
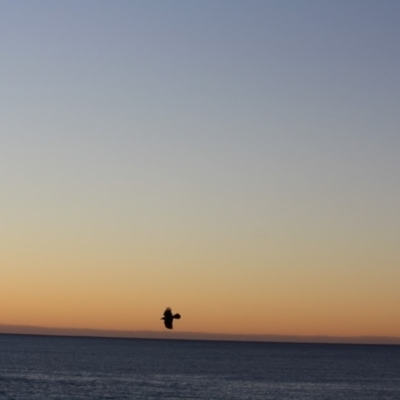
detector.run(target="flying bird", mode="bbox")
[161,307,181,329]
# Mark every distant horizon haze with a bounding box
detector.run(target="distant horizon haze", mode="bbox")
[1,324,400,346]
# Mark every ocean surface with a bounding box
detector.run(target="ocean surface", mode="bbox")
[0,334,399,399]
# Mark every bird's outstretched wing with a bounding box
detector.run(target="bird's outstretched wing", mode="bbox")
[164,319,173,329]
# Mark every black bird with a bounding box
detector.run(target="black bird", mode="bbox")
[161,307,181,329]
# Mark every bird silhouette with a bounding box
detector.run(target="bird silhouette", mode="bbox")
[161,307,181,329]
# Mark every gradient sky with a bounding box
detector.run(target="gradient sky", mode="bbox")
[1,0,399,339]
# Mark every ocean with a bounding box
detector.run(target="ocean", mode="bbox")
[0,334,399,399]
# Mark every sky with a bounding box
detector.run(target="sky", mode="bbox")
[1,0,400,341]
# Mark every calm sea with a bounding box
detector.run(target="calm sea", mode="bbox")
[0,334,399,399]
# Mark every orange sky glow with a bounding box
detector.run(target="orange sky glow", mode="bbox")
[2,1,400,344]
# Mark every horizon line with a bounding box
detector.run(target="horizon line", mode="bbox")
[1,324,399,345]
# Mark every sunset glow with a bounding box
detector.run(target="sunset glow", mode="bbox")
[1,1,400,343]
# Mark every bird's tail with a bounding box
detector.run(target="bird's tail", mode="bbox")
[173,314,181,319]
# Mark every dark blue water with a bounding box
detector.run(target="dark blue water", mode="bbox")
[0,334,399,399]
